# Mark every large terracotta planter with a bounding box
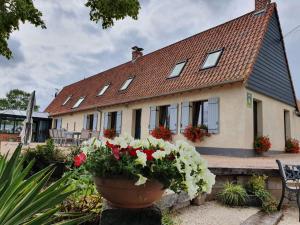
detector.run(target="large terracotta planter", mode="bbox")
[94,177,165,208]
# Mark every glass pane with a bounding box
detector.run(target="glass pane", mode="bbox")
[169,62,186,78]
[98,85,109,96]
[120,78,133,91]
[14,120,23,133]
[202,50,222,69]
[72,97,84,108]
[62,96,71,105]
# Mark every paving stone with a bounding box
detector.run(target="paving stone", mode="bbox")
[241,210,283,225]
[156,190,178,210]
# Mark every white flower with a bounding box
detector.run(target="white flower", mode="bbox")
[135,151,147,167]
[130,140,143,148]
[135,174,148,186]
[147,136,159,147]
[152,150,167,160]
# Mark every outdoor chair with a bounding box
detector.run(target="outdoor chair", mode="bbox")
[52,129,60,145]
[78,129,90,145]
[91,130,100,139]
[276,160,300,221]
[61,129,75,146]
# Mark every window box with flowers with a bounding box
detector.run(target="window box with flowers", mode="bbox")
[254,136,271,154]
[150,126,173,141]
[76,136,215,209]
[285,138,300,153]
[183,125,211,143]
[103,129,116,139]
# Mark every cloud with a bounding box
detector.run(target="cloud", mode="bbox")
[0,0,299,111]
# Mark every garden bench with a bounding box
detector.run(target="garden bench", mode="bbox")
[276,160,300,221]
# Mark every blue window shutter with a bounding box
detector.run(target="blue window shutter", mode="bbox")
[116,111,122,135]
[168,104,178,134]
[83,114,87,130]
[103,112,109,129]
[93,112,98,131]
[57,118,62,129]
[149,106,157,132]
[181,102,191,133]
[208,97,220,134]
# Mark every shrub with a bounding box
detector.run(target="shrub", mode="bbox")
[103,129,116,139]
[285,138,300,153]
[0,144,92,225]
[246,175,267,194]
[151,126,173,141]
[254,136,271,153]
[183,125,210,142]
[218,182,247,206]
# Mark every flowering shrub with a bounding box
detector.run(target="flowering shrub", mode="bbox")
[77,136,215,199]
[285,138,300,153]
[183,125,211,142]
[103,129,116,139]
[151,126,173,141]
[254,136,271,153]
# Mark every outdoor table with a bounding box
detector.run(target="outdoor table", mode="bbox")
[65,131,81,146]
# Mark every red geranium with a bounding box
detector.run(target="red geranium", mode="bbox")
[151,126,172,141]
[254,136,271,153]
[183,125,210,142]
[104,129,116,139]
[285,138,300,153]
[143,149,155,161]
[74,152,87,167]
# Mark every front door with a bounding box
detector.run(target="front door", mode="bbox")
[134,109,142,139]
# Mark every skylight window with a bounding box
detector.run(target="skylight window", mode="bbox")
[202,49,223,69]
[169,61,186,78]
[72,97,85,108]
[62,96,71,106]
[98,84,110,96]
[120,77,133,91]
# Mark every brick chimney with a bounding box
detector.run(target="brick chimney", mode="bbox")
[255,0,271,11]
[132,46,144,61]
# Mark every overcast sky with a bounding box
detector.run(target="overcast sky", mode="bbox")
[0,0,299,110]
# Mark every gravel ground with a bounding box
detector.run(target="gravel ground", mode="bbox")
[174,201,259,225]
[279,207,299,225]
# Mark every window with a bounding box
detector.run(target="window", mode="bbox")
[169,61,186,78]
[202,49,223,69]
[72,97,85,108]
[86,114,94,130]
[192,101,208,127]
[98,84,110,96]
[103,111,122,134]
[149,105,178,133]
[253,100,263,139]
[120,77,133,91]
[62,96,71,106]
[284,110,291,141]
[0,118,23,134]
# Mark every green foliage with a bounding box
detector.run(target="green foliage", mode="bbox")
[0,89,40,111]
[0,144,92,225]
[1,0,140,59]
[162,211,178,225]
[86,0,140,29]
[0,0,46,59]
[218,182,247,206]
[246,175,277,213]
[23,139,66,178]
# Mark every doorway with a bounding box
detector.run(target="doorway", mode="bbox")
[134,109,142,139]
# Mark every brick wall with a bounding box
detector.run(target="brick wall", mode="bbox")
[0,133,20,142]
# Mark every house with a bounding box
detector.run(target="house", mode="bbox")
[45,0,300,156]
[0,110,51,142]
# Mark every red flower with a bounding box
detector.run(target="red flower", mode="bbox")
[104,129,116,139]
[74,152,86,167]
[128,148,138,157]
[143,149,155,161]
[151,126,173,141]
[106,141,121,160]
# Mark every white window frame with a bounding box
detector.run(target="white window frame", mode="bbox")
[202,49,223,69]
[168,61,187,78]
[120,77,134,91]
[72,97,85,109]
[98,84,110,96]
[62,96,72,106]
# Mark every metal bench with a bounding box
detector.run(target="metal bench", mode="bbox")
[276,160,300,221]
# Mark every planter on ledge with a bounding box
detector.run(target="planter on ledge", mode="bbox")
[94,177,165,209]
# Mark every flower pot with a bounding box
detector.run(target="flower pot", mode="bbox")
[94,177,165,208]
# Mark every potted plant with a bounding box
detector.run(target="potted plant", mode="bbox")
[76,136,215,209]
[183,125,210,143]
[103,128,116,139]
[150,126,173,141]
[254,136,271,154]
[285,138,300,153]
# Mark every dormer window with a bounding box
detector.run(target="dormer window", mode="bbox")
[169,61,187,78]
[62,96,71,106]
[98,84,110,96]
[72,97,85,108]
[202,49,223,69]
[120,77,133,91]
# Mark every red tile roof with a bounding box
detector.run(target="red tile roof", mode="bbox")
[46,4,277,116]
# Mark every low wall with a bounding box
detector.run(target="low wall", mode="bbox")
[0,133,20,142]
